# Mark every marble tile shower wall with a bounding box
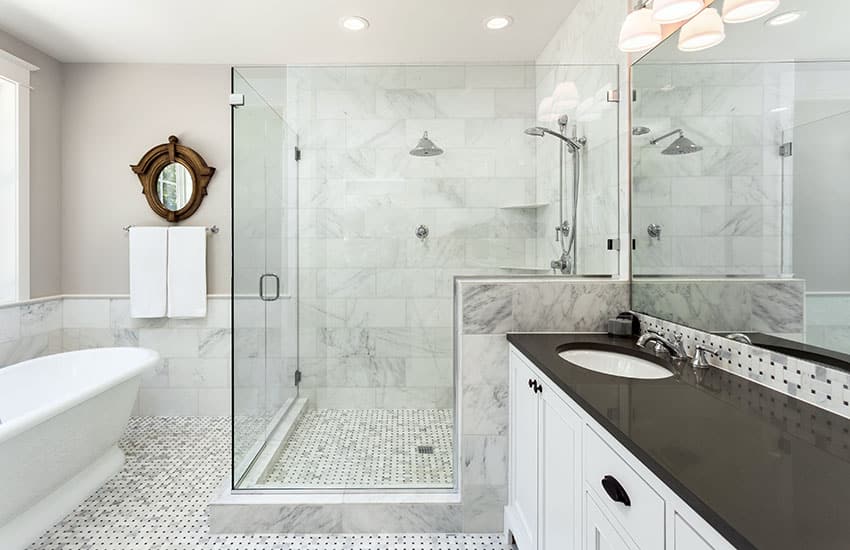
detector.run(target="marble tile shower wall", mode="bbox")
[0,298,63,366]
[284,66,541,409]
[632,63,796,275]
[457,278,629,530]
[533,64,620,276]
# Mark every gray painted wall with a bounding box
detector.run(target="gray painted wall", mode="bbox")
[60,63,232,294]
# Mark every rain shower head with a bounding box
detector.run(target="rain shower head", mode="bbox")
[650,129,703,155]
[409,131,444,157]
[524,127,547,137]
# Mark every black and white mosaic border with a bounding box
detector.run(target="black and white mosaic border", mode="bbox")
[635,313,850,420]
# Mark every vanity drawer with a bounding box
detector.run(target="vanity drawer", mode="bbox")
[584,426,665,549]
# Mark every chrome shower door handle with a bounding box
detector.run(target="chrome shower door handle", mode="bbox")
[259,273,280,302]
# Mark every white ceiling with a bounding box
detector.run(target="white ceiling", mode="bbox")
[0,0,581,64]
[640,0,850,63]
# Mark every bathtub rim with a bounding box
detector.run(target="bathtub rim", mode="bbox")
[0,347,159,444]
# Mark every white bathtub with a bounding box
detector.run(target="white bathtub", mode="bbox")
[0,347,159,549]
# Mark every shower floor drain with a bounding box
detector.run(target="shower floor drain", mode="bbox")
[417,445,434,454]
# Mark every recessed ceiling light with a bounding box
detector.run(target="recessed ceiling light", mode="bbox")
[484,16,513,30]
[340,16,369,31]
[765,11,805,26]
[770,106,789,113]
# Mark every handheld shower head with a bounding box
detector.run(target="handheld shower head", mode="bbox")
[523,126,583,152]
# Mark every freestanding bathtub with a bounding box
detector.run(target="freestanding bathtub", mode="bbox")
[0,347,159,549]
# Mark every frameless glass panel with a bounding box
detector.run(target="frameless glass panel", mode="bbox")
[789,108,850,354]
[232,63,620,492]
[232,68,299,487]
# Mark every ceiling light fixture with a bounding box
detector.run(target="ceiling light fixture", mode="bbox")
[340,16,369,31]
[770,106,789,113]
[678,7,726,52]
[484,16,513,30]
[722,0,780,23]
[765,10,805,26]
[652,0,705,24]
[618,7,663,53]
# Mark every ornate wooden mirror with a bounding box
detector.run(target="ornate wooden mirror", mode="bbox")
[130,136,215,222]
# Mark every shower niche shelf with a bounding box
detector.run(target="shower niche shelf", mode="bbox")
[499,202,551,210]
[498,266,553,273]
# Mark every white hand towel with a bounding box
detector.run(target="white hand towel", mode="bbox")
[129,227,168,318]
[167,227,208,318]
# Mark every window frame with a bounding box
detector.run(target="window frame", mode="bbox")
[0,49,38,304]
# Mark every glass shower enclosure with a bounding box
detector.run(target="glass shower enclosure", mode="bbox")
[231,63,620,492]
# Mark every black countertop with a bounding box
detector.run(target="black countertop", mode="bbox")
[507,333,850,550]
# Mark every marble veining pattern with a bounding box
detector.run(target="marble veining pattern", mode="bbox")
[631,279,805,335]
[456,277,629,532]
[261,409,453,488]
[29,417,504,550]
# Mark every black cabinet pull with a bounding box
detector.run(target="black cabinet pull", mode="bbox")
[528,379,534,389]
[601,475,631,507]
[534,381,543,394]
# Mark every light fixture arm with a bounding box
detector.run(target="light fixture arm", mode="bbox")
[649,129,683,145]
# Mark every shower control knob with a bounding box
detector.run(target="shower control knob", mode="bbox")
[647,224,662,240]
[415,224,430,241]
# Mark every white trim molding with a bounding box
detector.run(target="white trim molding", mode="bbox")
[0,48,39,304]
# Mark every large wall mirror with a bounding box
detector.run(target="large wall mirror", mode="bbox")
[631,0,850,367]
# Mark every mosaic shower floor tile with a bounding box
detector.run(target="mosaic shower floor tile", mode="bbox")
[260,409,454,488]
[28,416,498,550]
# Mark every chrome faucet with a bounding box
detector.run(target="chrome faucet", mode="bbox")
[637,330,688,359]
[551,251,573,275]
[727,333,752,345]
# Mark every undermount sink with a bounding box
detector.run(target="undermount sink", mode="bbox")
[559,349,674,380]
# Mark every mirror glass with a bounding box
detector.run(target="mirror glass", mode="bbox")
[156,162,193,211]
[631,1,850,368]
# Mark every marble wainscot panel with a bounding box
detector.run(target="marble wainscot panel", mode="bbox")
[634,313,850,420]
[456,277,629,532]
[0,297,63,367]
[631,278,805,337]
[61,296,232,416]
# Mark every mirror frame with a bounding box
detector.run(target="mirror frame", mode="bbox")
[130,135,215,222]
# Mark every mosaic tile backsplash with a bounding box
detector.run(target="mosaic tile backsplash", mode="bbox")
[635,312,850,420]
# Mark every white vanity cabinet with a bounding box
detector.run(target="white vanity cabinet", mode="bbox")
[506,346,737,550]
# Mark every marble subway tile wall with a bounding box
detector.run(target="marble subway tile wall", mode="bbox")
[0,298,63,366]
[533,64,621,276]
[61,297,232,416]
[632,63,795,275]
[456,278,629,531]
[286,66,541,409]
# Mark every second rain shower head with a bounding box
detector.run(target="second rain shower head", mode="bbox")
[409,131,444,157]
[650,129,703,155]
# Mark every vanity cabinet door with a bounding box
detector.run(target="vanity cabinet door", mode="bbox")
[585,492,635,550]
[540,386,582,550]
[510,352,540,550]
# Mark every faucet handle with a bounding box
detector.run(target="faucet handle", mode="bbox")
[692,345,719,370]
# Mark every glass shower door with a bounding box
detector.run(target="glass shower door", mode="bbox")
[232,68,299,487]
